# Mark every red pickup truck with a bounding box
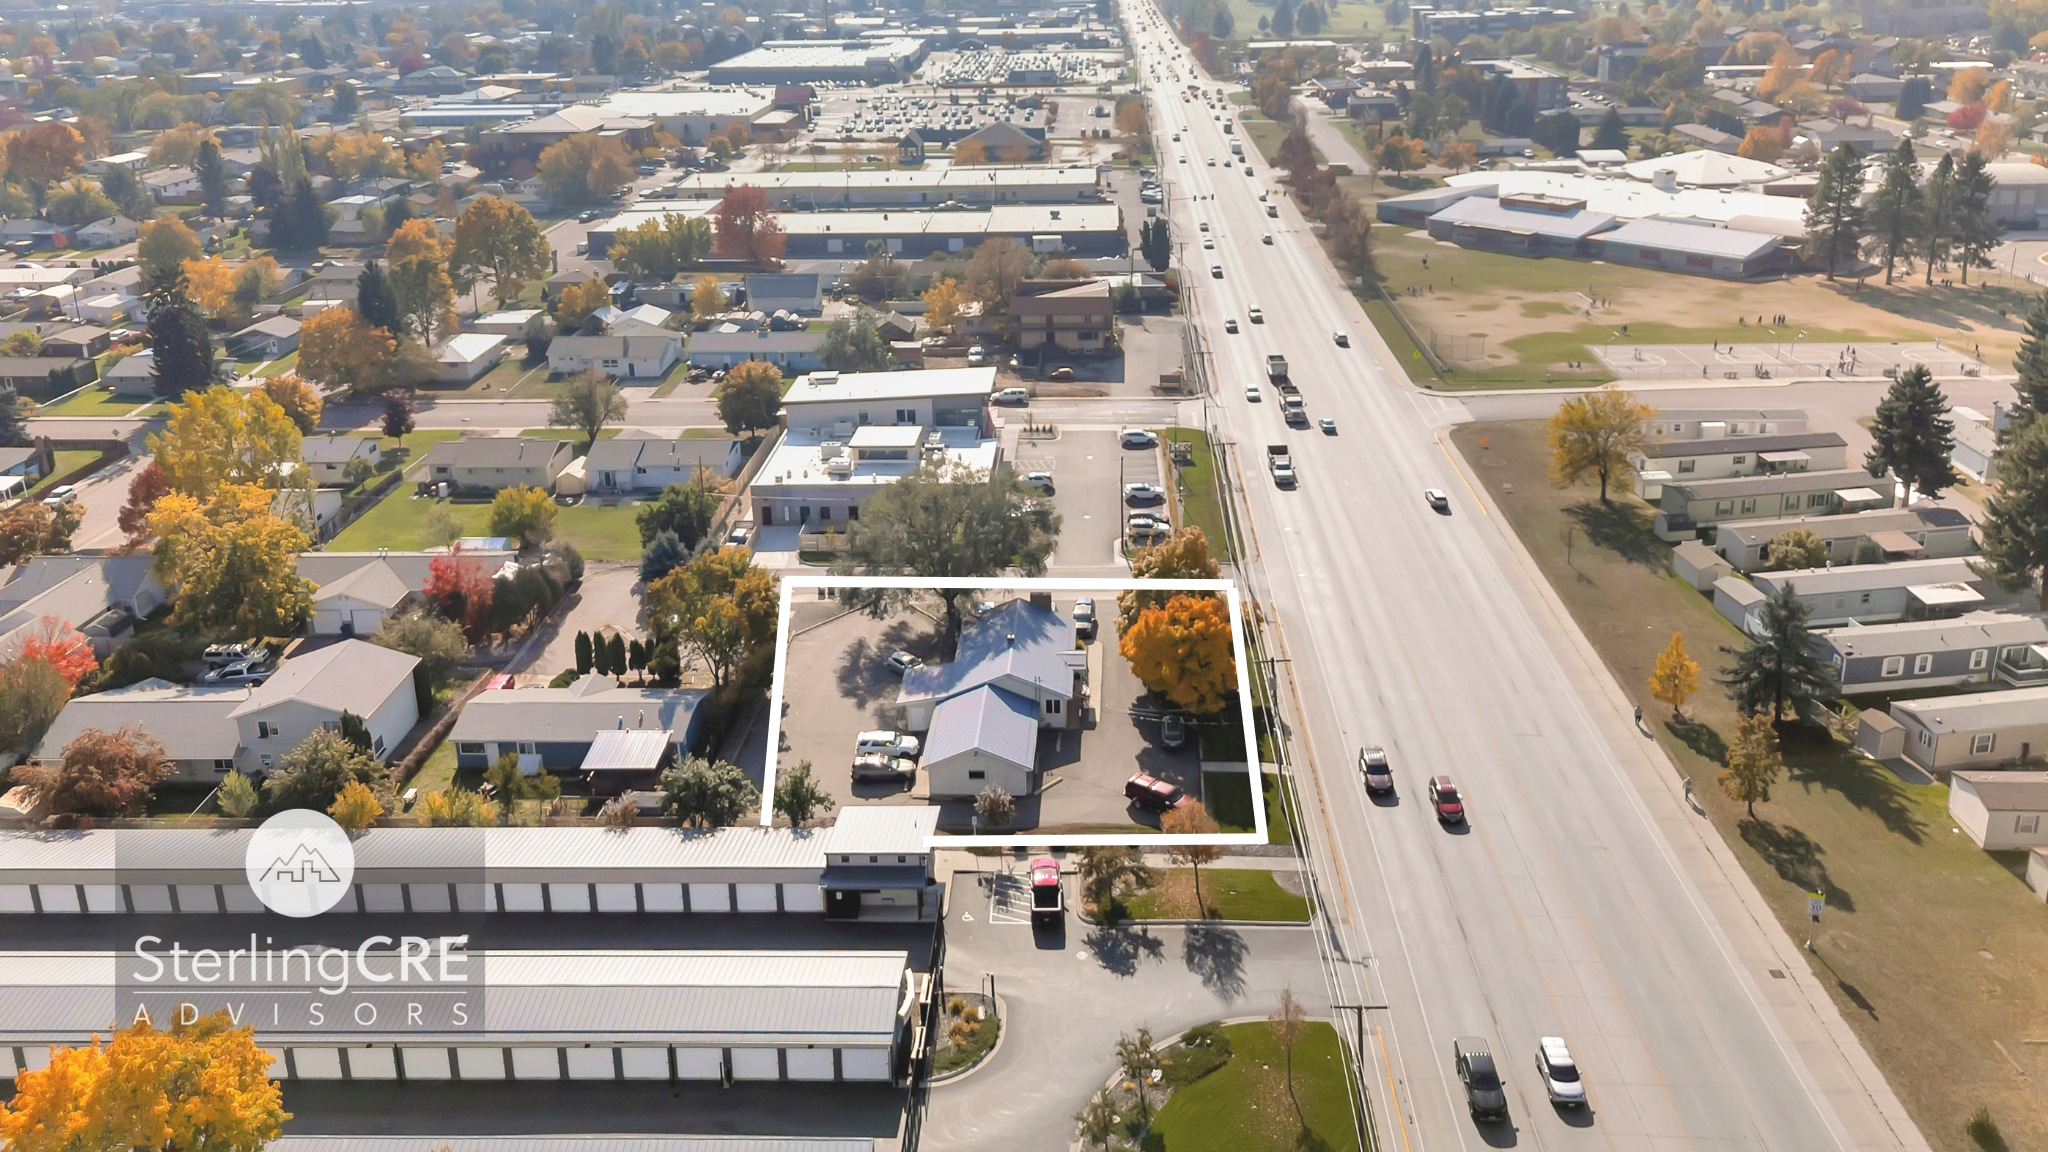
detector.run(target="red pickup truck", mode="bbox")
[1030,858,1063,928]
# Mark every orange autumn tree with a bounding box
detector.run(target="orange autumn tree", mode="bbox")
[0,1008,288,1152]
[1119,593,1237,714]
[19,616,97,685]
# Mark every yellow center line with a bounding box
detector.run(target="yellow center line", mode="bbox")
[1376,1023,1417,1152]
[1435,432,1489,517]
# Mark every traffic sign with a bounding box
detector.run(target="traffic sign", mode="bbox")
[1807,891,1826,920]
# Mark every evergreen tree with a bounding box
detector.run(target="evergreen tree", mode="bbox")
[147,284,214,400]
[1976,419,2048,609]
[0,387,27,447]
[605,633,627,680]
[574,630,594,675]
[1895,75,1929,120]
[1414,41,1436,92]
[2007,290,2048,432]
[1532,109,1579,157]
[274,178,328,251]
[1719,585,1836,723]
[356,261,399,333]
[1919,153,1956,285]
[1952,150,2003,285]
[247,165,284,215]
[1802,144,1865,281]
[196,138,228,218]
[330,81,358,121]
[1271,0,1294,37]
[640,528,688,584]
[1592,107,1629,151]
[1864,139,1920,285]
[1864,364,1957,502]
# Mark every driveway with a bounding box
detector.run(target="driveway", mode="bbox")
[919,883,1330,1152]
[1041,612,1203,830]
[521,562,648,684]
[777,601,953,813]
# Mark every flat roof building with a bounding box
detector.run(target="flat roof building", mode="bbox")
[644,167,1103,209]
[1593,217,1790,280]
[708,39,929,85]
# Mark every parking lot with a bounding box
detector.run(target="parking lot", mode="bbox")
[775,584,1203,835]
[1005,428,1166,571]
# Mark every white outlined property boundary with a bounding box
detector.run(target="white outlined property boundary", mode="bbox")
[763,575,1266,847]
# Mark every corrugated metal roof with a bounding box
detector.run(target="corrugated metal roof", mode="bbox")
[922,685,1038,769]
[816,808,938,858]
[581,729,673,772]
[270,1131,872,1139]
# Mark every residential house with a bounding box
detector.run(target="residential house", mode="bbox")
[780,367,994,434]
[33,680,251,783]
[1655,468,1886,540]
[449,673,709,790]
[103,351,157,398]
[435,332,509,384]
[40,325,113,358]
[1672,122,1740,152]
[308,560,416,637]
[74,216,140,247]
[0,357,96,401]
[0,446,41,487]
[1815,611,2048,693]
[1947,771,2048,849]
[582,437,745,494]
[472,309,549,339]
[1893,687,2048,773]
[1843,72,1904,102]
[547,333,682,380]
[1713,504,1976,572]
[143,166,200,202]
[0,556,164,660]
[415,436,574,494]
[1010,280,1113,354]
[295,548,515,604]
[896,597,1087,798]
[1796,119,1897,153]
[1633,430,1850,499]
[300,434,382,485]
[686,329,823,373]
[230,640,421,769]
[0,220,60,248]
[1743,557,1995,626]
[743,272,823,315]
[228,315,302,359]
[84,150,148,175]
[74,293,137,326]
[1950,406,1999,483]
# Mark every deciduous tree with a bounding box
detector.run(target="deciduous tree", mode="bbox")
[610,214,715,283]
[1162,800,1223,912]
[1736,124,1786,162]
[216,770,259,818]
[964,236,1033,310]
[819,315,891,371]
[487,485,558,547]
[1864,364,1957,502]
[420,788,497,826]
[385,218,457,341]
[1547,385,1653,503]
[19,618,97,686]
[265,727,382,812]
[43,178,117,227]
[259,375,323,435]
[774,759,835,827]
[327,779,383,831]
[1116,1026,1160,1125]
[6,122,84,200]
[1719,713,1781,817]
[1119,526,1220,634]
[711,183,785,264]
[548,371,629,450]
[137,216,202,291]
[1721,584,1835,722]
[0,501,83,564]
[688,274,728,322]
[150,385,304,496]
[298,307,434,394]
[1268,989,1308,1126]
[923,276,965,334]
[717,359,785,438]
[370,612,467,683]
[1764,528,1832,571]
[1075,845,1154,916]
[637,481,720,549]
[645,546,778,692]
[555,276,611,330]
[1121,594,1236,714]
[146,484,314,638]
[660,756,759,827]
[450,196,551,308]
[0,655,70,762]
[1649,632,1699,717]
[18,724,171,816]
[423,547,498,642]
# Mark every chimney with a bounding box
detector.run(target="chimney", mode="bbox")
[1030,592,1052,611]
[616,715,624,728]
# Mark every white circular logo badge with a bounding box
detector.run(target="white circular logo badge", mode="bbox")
[245,810,357,918]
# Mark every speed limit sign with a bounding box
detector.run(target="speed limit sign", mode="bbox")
[1807,891,1827,919]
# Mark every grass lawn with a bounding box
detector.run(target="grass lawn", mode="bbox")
[35,388,158,418]
[932,1009,1000,1076]
[1452,419,2048,1151]
[26,450,104,497]
[517,427,622,440]
[1161,427,1232,560]
[254,351,300,378]
[339,429,462,497]
[1148,1022,1360,1152]
[1206,769,1297,846]
[328,487,643,559]
[1123,868,1311,922]
[404,738,460,802]
[428,356,561,400]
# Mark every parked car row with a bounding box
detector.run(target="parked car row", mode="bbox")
[851,729,919,784]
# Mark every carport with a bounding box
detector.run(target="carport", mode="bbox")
[581,728,674,795]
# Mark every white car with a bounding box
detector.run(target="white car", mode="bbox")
[1211,264,1223,278]
[1424,488,1449,510]
[1245,384,1261,401]
[1535,1037,1586,1107]
[1224,318,1238,333]
[1124,482,1166,503]
[1319,418,1337,434]
[855,730,922,758]
[1201,237,1214,249]
[1121,428,1159,448]
[1023,471,1055,492]
[1247,307,1263,323]
[886,651,923,675]
[40,485,76,507]
[851,754,918,783]
[1206,157,1216,166]
[966,345,987,365]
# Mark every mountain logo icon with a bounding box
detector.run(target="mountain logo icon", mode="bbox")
[243,811,356,918]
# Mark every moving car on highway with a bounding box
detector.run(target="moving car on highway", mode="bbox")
[1454,1038,1509,1122]
[1429,775,1465,823]
[1535,1037,1587,1107]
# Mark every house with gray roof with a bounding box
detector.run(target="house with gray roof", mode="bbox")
[1713,503,1975,572]
[309,560,417,637]
[295,549,515,598]
[1816,611,2048,694]
[0,356,96,401]
[1891,686,2048,774]
[1949,771,2048,850]
[1632,431,1849,490]
[582,436,745,494]
[414,436,574,493]
[686,328,824,373]
[34,679,253,783]
[1738,557,2000,627]
[300,433,381,486]
[449,673,710,784]
[0,555,164,661]
[896,597,1086,798]
[1654,468,1889,541]
[744,272,823,314]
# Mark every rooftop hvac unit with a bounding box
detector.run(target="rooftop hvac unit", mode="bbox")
[827,456,855,476]
[813,370,841,387]
[821,441,846,460]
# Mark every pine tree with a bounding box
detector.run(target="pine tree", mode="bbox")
[1975,419,2048,610]
[1649,633,1700,717]
[2007,290,2048,432]
[1864,364,1957,502]
[1895,76,1929,120]
[640,528,688,584]
[1952,150,2003,285]
[147,284,214,401]
[196,138,228,218]
[1719,585,1836,723]
[1864,139,1920,285]
[1272,0,1294,37]
[1803,144,1865,281]
[605,633,627,680]
[1919,153,1956,285]
[356,261,399,333]
[0,387,27,447]
[1414,41,1436,93]
[1593,107,1629,151]
[575,630,594,675]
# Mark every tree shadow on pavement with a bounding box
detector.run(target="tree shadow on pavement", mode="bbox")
[1181,924,1248,1001]
[1563,499,1665,569]
[1737,818,1855,912]
[1786,745,1926,845]
[1665,716,1727,765]
[1084,924,1165,976]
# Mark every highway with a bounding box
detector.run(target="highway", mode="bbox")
[1125,14,1926,1152]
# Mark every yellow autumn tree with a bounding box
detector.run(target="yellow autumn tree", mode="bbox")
[1648,633,1700,717]
[689,274,727,323]
[146,484,315,638]
[953,139,989,166]
[259,374,323,435]
[385,218,457,341]
[322,131,399,182]
[1735,125,1786,162]
[297,307,435,393]
[1117,525,1221,635]
[1119,593,1237,715]
[1719,713,1782,818]
[922,276,965,334]
[148,385,305,496]
[1548,385,1655,504]
[556,276,612,329]
[1947,65,1991,106]
[0,1009,287,1152]
[327,779,384,831]
[179,255,240,318]
[1756,44,1801,102]
[1984,79,2012,114]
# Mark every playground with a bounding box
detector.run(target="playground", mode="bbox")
[1594,339,1993,382]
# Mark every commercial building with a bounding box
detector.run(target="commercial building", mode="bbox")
[1422,192,1616,256]
[1010,280,1114,353]
[589,88,782,141]
[707,39,929,86]
[1443,167,1810,235]
[749,425,1000,530]
[645,167,1102,209]
[781,367,994,433]
[1594,216,1790,279]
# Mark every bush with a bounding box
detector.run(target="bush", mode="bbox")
[1160,1021,1233,1086]
[549,668,580,687]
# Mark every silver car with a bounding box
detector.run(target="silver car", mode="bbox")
[851,754,918,783]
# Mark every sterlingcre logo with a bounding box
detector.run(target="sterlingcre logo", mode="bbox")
[245,810,356,917]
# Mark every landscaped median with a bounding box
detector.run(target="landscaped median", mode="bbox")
[1122,868,1311,923]
[1078,1018,1361,1152]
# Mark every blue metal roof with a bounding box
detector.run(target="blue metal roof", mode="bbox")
[900,600,1074,702]
[921,685,1038,769]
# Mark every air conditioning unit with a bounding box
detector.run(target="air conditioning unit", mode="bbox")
[826,456,855,476]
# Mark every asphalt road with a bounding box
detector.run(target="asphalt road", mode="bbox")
[1127,10,1928,1152]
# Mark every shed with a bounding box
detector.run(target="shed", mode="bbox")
[1672,540,1732,590]
[1712,576,1767,631]
[1948,771,2048,850]
[1855,709,1904,761]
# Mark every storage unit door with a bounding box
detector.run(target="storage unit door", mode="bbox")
[500,883,544,912]
[82,885,122,913]
[782,883,824,912]
[128,886,174,912]
[688,883,731,912]
[0,886,34,913]
[509,1047,560,1080]
[455,1047,506,1079]
[348,1047,399,1079]
[35,885,79,913]
[733,883,778,912]
[400,1047,453,1079]
[786,1048,835,1080]
[641,884,686,912]
[455,883,496,912]
[407,883,453,913]
[619,1047,669,1079]
[174,885,220,913]
[361,884,406,912]
[594,883,637,912]
[674,1048,723,1079]
[547,883,592,912]
[565,1047,616,1079]
[841,1048,892,1081]
[291,1048,344,1079]
[222,885,265,913]
[729,1048,780,1080]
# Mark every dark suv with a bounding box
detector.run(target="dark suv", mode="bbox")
[1124,772,1190,814]
[1453,1037,1509,1122]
